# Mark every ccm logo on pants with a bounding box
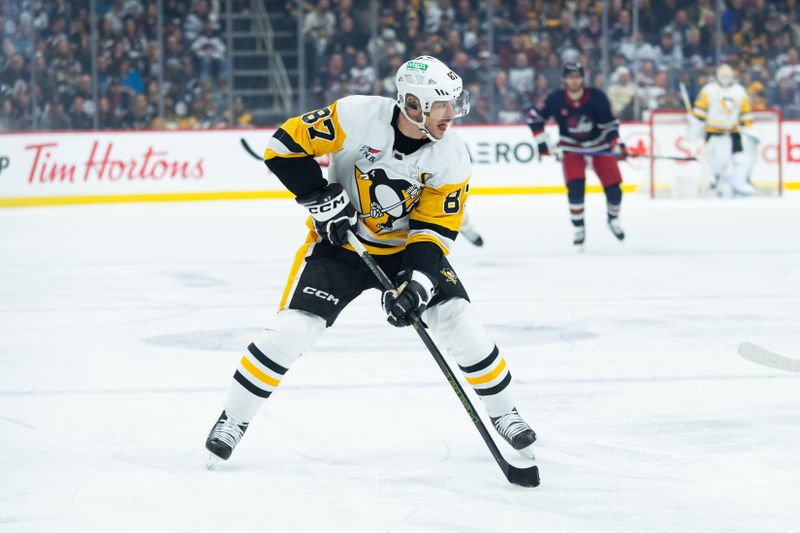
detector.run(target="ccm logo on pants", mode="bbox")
[303,286,340,305]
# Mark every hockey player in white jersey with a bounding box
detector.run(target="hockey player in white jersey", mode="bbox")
[691,64,756,196]
[205,56,537,466]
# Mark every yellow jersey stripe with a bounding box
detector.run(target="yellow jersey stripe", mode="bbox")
[264,148,308,160]
[693,90,709,110]
[279,232,317,310]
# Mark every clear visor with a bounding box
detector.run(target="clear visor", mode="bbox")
[426,90,471,119]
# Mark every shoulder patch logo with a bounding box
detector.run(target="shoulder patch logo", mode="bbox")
[359,144,382,163]
[440,267,458,284]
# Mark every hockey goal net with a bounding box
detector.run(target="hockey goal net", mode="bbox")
[647,109,783,198]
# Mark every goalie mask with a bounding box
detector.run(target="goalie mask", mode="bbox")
[395,56,470,141]
[716,64,735,87]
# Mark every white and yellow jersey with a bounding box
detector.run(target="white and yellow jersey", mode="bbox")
[692,82,753,134]
[265,95,471,256]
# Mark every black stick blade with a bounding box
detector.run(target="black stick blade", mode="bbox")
[240,138,263,161]
[505,464,541,487]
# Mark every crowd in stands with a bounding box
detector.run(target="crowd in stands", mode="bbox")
[298,0,800,121]
[3,0,800,131]
[0,0,251,131]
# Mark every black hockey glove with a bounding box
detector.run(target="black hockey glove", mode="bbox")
[536,141,550,161]
[296,183,357,247]
[617,142,628,160]
[381,270,436,327]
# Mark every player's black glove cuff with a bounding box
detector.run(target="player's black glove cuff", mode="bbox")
[296,183,358,247]
[381,270,436,327]
[617,142,628,160]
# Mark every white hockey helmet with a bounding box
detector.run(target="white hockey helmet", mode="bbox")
[395,56,470,141]
[716,64,735,87]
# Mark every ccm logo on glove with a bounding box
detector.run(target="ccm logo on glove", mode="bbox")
[307,196,346,215]
[296,183,358,246]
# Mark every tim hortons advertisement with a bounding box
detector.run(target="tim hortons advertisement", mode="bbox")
[0,122,796,206]
[0,129,280,202]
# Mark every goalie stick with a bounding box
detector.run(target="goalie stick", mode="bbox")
[346,231,541,488]
[737,342,800,372]
[678,82,692,113]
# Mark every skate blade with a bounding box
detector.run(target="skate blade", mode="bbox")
[206,453,224,470]
[517,443,536,460]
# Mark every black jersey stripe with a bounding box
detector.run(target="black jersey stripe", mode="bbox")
[233,370,273,398]
[274,128,308,155]
[409,219,459,240]
[356,235,396,248]
[475,372,512,396]
[458,345,500,374]
[247,343,288,375]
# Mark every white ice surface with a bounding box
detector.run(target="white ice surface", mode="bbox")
[1,194,799,532]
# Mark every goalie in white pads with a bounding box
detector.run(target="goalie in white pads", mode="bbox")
[204,56,537,466]
[691,64,757,196]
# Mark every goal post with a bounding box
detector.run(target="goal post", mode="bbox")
[648,109,783,198]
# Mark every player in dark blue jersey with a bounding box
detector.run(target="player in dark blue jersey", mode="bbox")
[527,62,627,247]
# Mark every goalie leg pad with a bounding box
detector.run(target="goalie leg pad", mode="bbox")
[424,298,515,417]
[224,309,326,421]
[731,150,755,195]
[708,133,733,183]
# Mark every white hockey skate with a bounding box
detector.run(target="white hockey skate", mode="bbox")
[608,218,625,241]
[490,408,536,459]
[573,226,586,248]
[205,410,249,469]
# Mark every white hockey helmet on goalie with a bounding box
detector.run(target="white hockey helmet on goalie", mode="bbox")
[395,56,470,141]
[716,64,735,87]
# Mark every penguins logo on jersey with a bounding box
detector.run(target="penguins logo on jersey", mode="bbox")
[354,165,422,234]
[721,97,735,115]
[440,267,458,284]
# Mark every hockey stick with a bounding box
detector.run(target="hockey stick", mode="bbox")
[737,342,800,372]
[556,150,697,161]
[240,138,263,161]
[678,82,692,113]
[345,231,540,488]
